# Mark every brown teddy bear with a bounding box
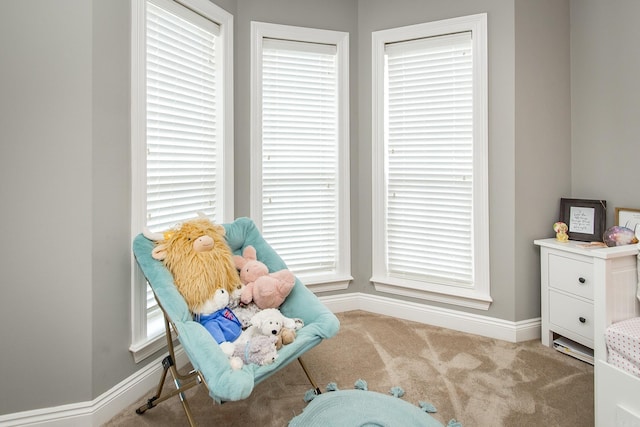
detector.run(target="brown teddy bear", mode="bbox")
[275,327,297,350]
[144,215,242,314]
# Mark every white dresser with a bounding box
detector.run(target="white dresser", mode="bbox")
[535,238,601,351]
[535,238,640,426]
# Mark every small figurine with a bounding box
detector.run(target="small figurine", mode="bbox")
[553,222,569,242]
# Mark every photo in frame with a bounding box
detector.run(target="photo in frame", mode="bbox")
[615,207,640,240]
[559,198,607,242]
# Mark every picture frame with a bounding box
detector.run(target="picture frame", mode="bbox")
[559,198,607,242]
[615,207,640,240]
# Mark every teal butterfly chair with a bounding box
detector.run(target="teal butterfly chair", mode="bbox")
[132,217,340,425]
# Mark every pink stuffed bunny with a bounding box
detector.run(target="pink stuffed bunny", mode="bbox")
[233,245,295,309]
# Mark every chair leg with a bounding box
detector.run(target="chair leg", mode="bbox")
[135,354,171,415]
[298,357,322,396]
[170,363,198,427]
[135,314,201,426]
[135,355,201,419]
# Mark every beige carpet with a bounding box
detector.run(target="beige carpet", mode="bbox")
[104,310,594,427]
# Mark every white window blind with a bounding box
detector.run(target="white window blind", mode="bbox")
[132,0,232,360]
[146,0,221,232]
[385,32,473,287]
[144,0,222,339]
[260,38,339,276]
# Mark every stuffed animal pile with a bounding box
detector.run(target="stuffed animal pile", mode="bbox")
[144,215,303,369]
[221,308,302,369]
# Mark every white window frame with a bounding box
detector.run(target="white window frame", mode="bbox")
[250,21,351,292]
[371,14,491,310]
[130,0,234,361]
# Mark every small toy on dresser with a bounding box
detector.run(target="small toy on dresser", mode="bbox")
[553,222,569,242]
[603,225,639,247]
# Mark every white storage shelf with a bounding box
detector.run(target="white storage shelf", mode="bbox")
[534,238,640,427]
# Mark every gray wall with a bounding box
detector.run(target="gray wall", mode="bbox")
[1,0,95,412]
[91,0,135,398]
[1,0,638,417]
[570,0,640,220]
[514,0,571,322]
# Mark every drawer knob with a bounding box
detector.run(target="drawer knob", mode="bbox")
[579,316,586,324]
[578,277,586,284]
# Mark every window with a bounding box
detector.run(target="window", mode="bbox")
[371,14,491,310]
[130,0,233,361]
[250,22,351,292]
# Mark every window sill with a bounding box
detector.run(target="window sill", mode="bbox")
[299,274,353,293]
[129,330,175,363]
[371,275,492,310]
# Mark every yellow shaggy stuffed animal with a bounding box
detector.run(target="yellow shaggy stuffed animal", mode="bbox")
[144,216,242,313]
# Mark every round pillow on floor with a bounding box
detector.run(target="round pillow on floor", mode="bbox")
[288,389,444,427]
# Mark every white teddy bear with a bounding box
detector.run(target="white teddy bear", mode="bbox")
[235,308,298,345]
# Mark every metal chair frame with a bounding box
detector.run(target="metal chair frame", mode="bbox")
[135,292,321,426]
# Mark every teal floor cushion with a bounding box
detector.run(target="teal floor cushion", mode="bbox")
[289,389,447,427]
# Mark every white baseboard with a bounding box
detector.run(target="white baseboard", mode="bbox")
[0,293,539,426]
[0,348,189,427]
[319,292,541,343]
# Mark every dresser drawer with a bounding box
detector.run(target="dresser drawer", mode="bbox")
[548,253,593,300]
[549,290,594,342]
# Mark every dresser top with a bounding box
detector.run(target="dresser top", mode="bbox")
[534,238,638,259]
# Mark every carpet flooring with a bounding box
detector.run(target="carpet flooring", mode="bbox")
[104,310,594,427]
